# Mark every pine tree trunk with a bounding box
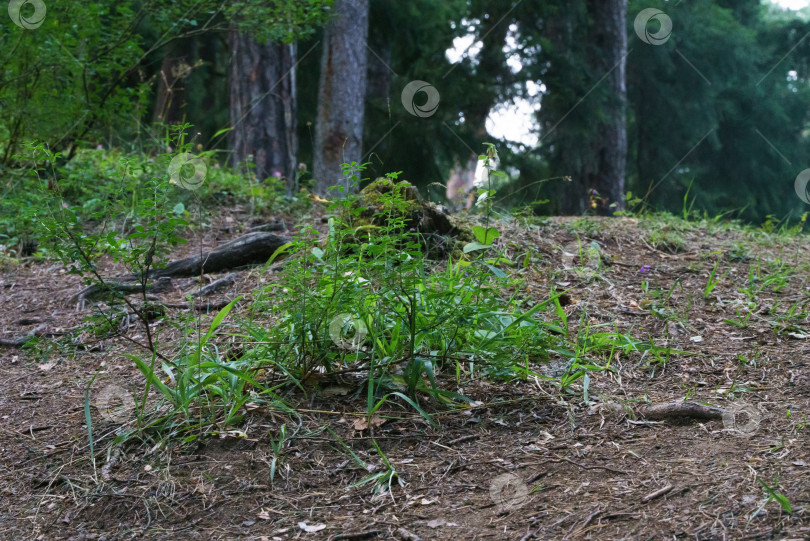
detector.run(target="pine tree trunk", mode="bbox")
[228,29,298,196]
[588,0,628,214]
[313,0,370,196]
[548,1,628,215]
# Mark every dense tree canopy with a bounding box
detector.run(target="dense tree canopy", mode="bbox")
[1,0,809,221]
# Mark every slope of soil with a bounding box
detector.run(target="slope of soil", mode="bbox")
[1,213,809,540]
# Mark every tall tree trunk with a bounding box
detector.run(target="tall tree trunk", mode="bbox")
[589,0,628,214]
[228,29,298,195]
[546,1,628,215]
[313,0,370,196]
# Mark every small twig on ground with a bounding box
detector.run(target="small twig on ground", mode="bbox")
[567,507,602,538]
[0,324,48,348]
[641,483,674,503]
[187,272,237,298]
[448,434,478,446]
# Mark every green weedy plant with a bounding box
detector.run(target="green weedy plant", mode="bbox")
[17,128,288,452]
[704,258,728,299]
[246,146,561,426]
[747,477,792,527]
[25,131,190,358]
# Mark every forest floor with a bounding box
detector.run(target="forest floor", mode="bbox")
[1,209,810,540]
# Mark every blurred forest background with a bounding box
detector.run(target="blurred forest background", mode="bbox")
[2,0,810,227]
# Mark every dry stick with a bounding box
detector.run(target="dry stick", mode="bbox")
[0,324,47,347]
[187,272,237,298]
[567,507,602,538]
[394,528,421,541]
[641,483,674,503]
[448,434,478,446]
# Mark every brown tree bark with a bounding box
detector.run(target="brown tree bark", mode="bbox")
[588,0,628,214]
[228,30,298,195]
[591,0,627,214]
[313,0,370,196]
[550,0,628,215]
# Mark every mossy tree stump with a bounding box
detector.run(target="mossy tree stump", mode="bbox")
[341,178,472,259]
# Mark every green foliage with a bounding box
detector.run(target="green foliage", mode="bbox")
[0,0,332,167]
[246,155,556,416]
[625,0,810,222]
[8,129,301,448]
[704,259,727,299]
[749,477,792,524]
[0,1,147,161]
[0,130,297,256]
[147,0,333,44]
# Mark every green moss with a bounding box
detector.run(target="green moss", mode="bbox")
[338,178,473,260]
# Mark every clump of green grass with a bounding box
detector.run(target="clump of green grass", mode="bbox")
[246,148,561,423]
[647,226,687,253]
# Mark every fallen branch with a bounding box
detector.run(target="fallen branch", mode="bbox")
[161,298,237,313]
[0,324,49,348]
[638,400,723,421]
[187,273,237,298]
[135,232,291,279]
[70,276,173,305]
[331,530,383,541]
[69,232,289,305]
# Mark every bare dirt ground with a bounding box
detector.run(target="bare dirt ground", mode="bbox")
[2,212,810,540]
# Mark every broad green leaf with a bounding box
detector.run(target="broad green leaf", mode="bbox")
[125,354,177,402]
[463,241,492,253]
[263,241,295,269]
[472,225,499,244]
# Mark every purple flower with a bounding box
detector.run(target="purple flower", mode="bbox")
[96,144,103,150]
[592,189,598,195]
[273,170,282,178]
[639,265,651,273]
